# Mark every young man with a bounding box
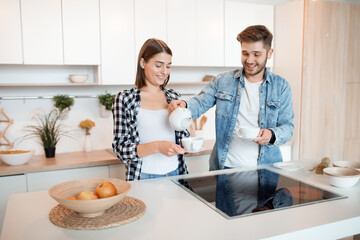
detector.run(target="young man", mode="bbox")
[169,25,294,170]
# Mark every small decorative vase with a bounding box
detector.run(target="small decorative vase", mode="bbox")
[100,105,111,118]
[84,133,92,152]
[44,148,56,158]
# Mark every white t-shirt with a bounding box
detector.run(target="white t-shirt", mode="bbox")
[225,78,263,168]
[137,108,178,174]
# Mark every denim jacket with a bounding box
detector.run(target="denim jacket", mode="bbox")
[187,68,294,170]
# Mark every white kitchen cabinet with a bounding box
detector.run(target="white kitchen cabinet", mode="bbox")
[109,164,127,180]
[167,0,224,67]
[134,0,167,56]
[27,166,109,192]
[62,0,101,65]
[167,0,196,66]
[0,0,23,64]
[224,1,274,67]
[185,154,210,174]
[0,174,27,234]
[100,0,135,85]
[20,0,63,64]
[196,0,224,66]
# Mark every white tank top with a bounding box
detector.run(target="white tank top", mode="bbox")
[225,78,263,168]
[137,108,178,174]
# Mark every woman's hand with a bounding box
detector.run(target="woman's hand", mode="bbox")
[157,141,185,156]
[137,141,185,158]
[168,100,186,114]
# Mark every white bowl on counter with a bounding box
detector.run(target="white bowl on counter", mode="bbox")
[0,150,34,166]
[323,167,360,188]
[48,178,131,217]
[333,161,360,171]
[69,74,89,83]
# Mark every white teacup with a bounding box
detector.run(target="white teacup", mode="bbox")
[169,107,192,131]
[235,126,260,139]
[181,137,204,153]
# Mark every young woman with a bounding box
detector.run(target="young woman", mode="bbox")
[112,38,189,181]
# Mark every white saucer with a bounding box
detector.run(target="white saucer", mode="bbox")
[273,161,304,171]
[237,135,258,141]
[185,148,204,154]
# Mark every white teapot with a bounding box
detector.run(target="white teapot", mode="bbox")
[169,107,192,131]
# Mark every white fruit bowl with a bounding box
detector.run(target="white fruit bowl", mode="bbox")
[333,161,360,171]
[48,178,131,217]
[323,167,360,188]
[69,74,89,83]
[0,150,34,166]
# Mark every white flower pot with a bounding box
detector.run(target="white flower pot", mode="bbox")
[100,105,111,118]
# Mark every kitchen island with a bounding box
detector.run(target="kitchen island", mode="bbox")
[0,140,215,234]
[1,164,359,240]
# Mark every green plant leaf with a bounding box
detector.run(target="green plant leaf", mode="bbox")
[53,94,74,112]
[98,93,115,111]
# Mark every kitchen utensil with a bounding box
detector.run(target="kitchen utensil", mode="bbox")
[203,75,215,82]
[323,167,360,187]
[169,107,192,131]
[48,178,131,217]
[195,130,204,138]
[181,137,204,153]
[199,115,207,130]
[69,74,89,83]
[0,149,34,166]
[273,161,304,171]
[189,124,195,137]
[235,126,260,139]
[333,161,360,171]
[193,119,198,130]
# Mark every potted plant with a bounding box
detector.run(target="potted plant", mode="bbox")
[98,93,115,118]
[79,119,95,152]
[53,94,74,113]
[23,108,72,158]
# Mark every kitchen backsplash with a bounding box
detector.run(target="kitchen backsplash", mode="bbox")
[0,67,221,155]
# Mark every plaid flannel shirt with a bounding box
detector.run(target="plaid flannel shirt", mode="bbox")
[112,87,190,181]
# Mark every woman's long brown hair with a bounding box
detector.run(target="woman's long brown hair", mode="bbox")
[135,38,172,88]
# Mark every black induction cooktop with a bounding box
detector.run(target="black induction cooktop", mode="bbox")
[173,169,346,219]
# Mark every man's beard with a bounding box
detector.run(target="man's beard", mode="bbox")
[243,52,268,76]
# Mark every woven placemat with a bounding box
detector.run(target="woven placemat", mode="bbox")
[49,196,145,230]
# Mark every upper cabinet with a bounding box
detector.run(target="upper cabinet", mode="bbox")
[167,0,224,67]
[62,0,101,65]
[21,0,63,64]
[224,1,274,67]
[100,0,135,85]
[0,0,23,64]
[196,0,224,66]
[0,0,100,66]
[134,0,167,55]
[167,0,196,66]
[0,0,275,84]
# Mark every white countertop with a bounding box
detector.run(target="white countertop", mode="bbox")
[1,165,359,240]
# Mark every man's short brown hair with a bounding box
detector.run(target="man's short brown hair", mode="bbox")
[237,25,273,50]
